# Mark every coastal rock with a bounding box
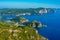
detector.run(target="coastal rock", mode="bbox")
[39,8,48,14]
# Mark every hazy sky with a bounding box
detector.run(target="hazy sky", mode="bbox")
[0,0,60,8]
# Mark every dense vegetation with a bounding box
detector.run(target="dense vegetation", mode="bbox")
[0,21,48,40]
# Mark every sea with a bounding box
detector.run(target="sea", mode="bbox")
[0,9,60,40]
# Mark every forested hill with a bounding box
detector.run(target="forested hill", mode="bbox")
[0,8,54,15]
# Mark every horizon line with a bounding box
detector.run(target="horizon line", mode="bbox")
[0,2,60,8]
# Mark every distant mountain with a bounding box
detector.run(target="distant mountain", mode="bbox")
[0,8,55,16]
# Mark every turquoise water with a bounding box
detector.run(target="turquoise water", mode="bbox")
[0,10,60,40]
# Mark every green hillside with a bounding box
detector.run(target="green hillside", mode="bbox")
[0,21,48,40]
